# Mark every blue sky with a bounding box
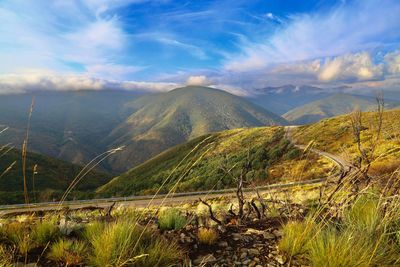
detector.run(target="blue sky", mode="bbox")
[0,0,400,94]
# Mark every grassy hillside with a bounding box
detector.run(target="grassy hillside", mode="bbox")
[0,147,111,204]
[98,126,335,197]
[0,87,285,173]
[283,93,400,124]
[0,90,142,172]
[105,86,287,172]
[291,108,400,175]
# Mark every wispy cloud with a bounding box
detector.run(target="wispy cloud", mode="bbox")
[0,0,142,78]
[224,0,400,72]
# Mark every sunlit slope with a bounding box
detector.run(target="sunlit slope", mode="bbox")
[98,126,334,197]
[105,86,287,172]
[291,108,400,174]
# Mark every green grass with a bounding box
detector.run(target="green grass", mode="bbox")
[279,193,400,266]
[0,147,111,204]
[158,208,187,231]
[47,239,87,265]
[31,219,60,247]
[98,126,327,197]
[278,218,316,256]
[88,218,180,266]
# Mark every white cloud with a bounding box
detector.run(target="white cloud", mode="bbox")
[0,1,137,79]
[384,51,400,74]
[318,52,383,82]
[0,71,178,94]
[224,0,400,72]
[185,75,212,86]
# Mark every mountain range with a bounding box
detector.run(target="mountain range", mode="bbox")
[0,86,284,173]
[283,93,400,124]
[1,84,399,204]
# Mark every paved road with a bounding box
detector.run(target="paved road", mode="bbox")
[284,126,353,172]
[0,178,326,216]
[0,126,351,217]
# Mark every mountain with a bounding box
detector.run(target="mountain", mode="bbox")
[98,126,335,197]
[0,147,111,204]
[283,93,400,124]
[0,90,142,172]
[0,86,285,173]
[247,85,333,115]
[104,86,286,172]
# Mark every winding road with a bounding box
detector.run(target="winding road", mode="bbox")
[0,126,352,217]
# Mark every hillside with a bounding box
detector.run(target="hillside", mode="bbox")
[98,126,335,197]
[0,147,111,204]
[283,93,400,124]
[0,90,142,172]
[291,108,400,175]
[104,86,287,172]
[0,87,286,173]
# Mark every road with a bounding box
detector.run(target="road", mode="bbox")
[0,126,351,217]
[284,126,353,172]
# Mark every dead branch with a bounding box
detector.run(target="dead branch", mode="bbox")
[199,198,222,225]
[250,199,261,219]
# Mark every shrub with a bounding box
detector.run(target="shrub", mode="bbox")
[307,227,398,267]
[342,194,381,234]
[89,218,181,266]
[47,239,87,265]
[0,245,13,266]
[158,208,186,230]
[198,228,218,245]
[2,222,32,256]
[278,218,316,257]
[31,220,60,247]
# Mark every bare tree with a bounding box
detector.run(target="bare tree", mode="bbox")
[219,150,254,220]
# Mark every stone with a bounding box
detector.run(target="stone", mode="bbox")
[240,251,247,259]
[218,241,228,247]
[273,229,283,237]
[276,255,285,265]
[232,233,242,241]
[245,228,264,235]
[263,232,276,240]
[193,254,217,265]
[248,248,260,256]
[242,259,251,265]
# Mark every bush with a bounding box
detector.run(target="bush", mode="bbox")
[2,222,32,256]
[47,239,87,265]
[89,218,181,266]
[0,245,13,266]
[307,227,398,267]
[31,219,60,247]
[158,208,187,230]
[278,218,316,257]
[342,194,382,234]
[198,228,218,245]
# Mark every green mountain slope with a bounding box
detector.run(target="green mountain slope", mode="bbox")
[104,86,287,172]
[98,126,335,197]
[0,90,142,172]
[283,93,400,124]
[0,147,111,204]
